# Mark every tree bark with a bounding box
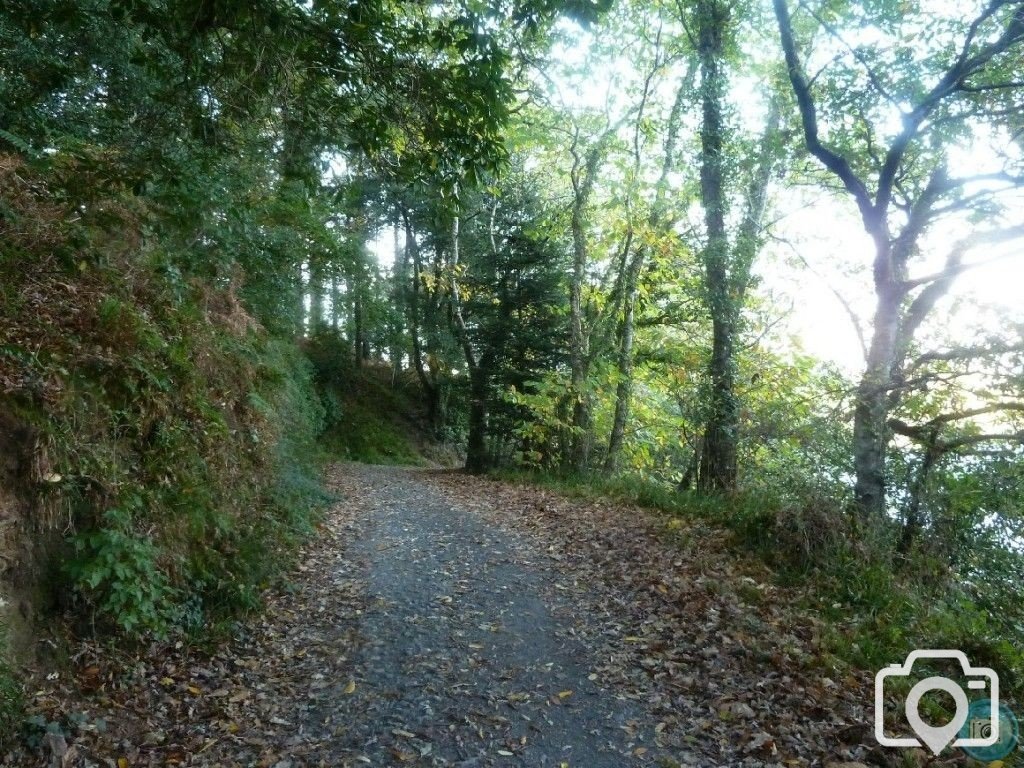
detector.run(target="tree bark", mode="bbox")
[568,139,594,473]
[695,0,738,492]
[402,210,444,435]
[308,259,324,335]
[447,214,490,474]
[465,366,489,474]
[353,289,364,368]
[605,243,642,473]
[852,267,902,520]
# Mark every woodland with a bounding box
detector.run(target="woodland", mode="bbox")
[1,0,1024,759]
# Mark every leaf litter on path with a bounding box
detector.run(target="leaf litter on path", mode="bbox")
[6,464,935,767]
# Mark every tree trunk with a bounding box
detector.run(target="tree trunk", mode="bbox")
[695,0,738,492]
[465,366,490,474]
[700,314,739,490]
[852,271,902,520]
[605,250,642,473]
[308,259,324,335]
[679,435,703,491]
[567,136,607,474]
[447,214,489,474]
[568,179,591,473]
[391,222,405,382]
[402,211,443,433]
[330,273,340,331]
[353,290,364,368]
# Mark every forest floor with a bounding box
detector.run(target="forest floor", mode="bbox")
[13,463,955,768]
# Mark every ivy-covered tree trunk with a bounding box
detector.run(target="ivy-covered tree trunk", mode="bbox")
[695,0,738,492]
[567,134,607,474]
[330,274,341,331]
[605,249,642,473]
[401,210,444,435]
[568,178,592,473]
[353,290,365,368]
[465,365,490,474]
[308,259,324,333]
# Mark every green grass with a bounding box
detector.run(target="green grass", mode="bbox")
[309,341,432,466]
[321,393,425,465]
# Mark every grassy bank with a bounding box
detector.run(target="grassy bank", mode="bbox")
[492,468,1024,704]
[0,157,332,745]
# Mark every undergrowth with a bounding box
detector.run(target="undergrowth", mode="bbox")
[0,155,328,649]
[0,622,21,750]
[306,334,428,466]
[494,468,1024,703]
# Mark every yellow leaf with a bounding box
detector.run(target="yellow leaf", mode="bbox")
[159,677,174,686]
[187,685,201,696]
[344,680,356,694]
[117,759,129,768]
[558,690,573,698]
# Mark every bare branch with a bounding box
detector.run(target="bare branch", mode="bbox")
[911,341,1024,369]
[876,1,1024,213]
[772,0,875,226]
[899,223,1024,348]
[903,248,1022,289]
[797,0,900,108]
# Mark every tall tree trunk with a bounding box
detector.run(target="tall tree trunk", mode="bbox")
[695,0,738,492]
[567,133,607,474]
[403,212,444,435]
[308,259,324,335]
[852,247,902,520]
[568,177,591,473]
[390,222,405,383]
[447,215,489,474]
[465,366,489,474]
[353,290,364,368]
[330,273,340,331]
[605,249,642,473]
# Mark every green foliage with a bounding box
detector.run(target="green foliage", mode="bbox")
[0,156,328,640]
[0,622,22,750]
[66,508,174,636]
[308,334,430,466]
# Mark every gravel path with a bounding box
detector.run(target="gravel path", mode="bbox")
[11,462,877,767]
[326,464,656,767]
